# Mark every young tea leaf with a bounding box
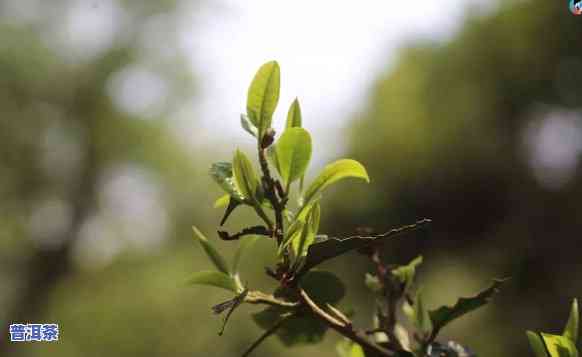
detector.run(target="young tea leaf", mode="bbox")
[267,145,282,176]
[209,162,245,202]
[232,235,259,274]
[300,159,369,216]
[365,273,383,294]
[240,114,257,137]
[541,333,579,357]
[414,290,433,338]
[392,255,423,292]
[286,98,302,128]
[275,127,312,189]
[563,298,579,344]
[291,202,320,260]
[186,270,238,292]
[247,61,280,136]
[336,339,365,357]
[527,331,550,357]
[278,219,304,257]
[232,149,259,203]
[429,278,507,339]
[214,194,230,208]
[192,226,230,275]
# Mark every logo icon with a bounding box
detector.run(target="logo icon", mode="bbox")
[571,0,582,15]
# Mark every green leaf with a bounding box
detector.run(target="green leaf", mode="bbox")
[295,219,431,278]
[291,202,320,259]
[240,114,257,137]
[300,270,346,305]
[232,149,259,202]
[286,98,302,128]
[278,219,304,256]
[541,333,579,357]
[336,339,365,357]
[413,290,433,337]
[214,194,230,208]
[563,299,579,344]
[231,235,259,274]
[252,307,327,346]
[209,162,245,201]
[392,255,423,292]
[301,159,369,215]
[192,226,230,275]
[186,270,238,292]
[365,273,382,294]
[429,278,507,338]
[527,331,550,357]
[275,127,312,189]
[275,270,346,306]
[251,271,345,346]
[267,145,281,176]
[209,162,246,225]
[309,200,321,234]
[247,61,280,136]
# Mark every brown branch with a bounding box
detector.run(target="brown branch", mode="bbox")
[258,148,285,243]
[297,288,398,357]
[217,226,271,241]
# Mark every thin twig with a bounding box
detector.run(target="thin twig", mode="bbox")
[242,314,292,357]
[371,247,403,351]
[297,288,397,357]
[244,290,299,308]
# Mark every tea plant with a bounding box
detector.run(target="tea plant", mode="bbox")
[527,299,579,357]
[188,61,579,357]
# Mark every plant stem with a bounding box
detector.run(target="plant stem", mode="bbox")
[244,290,299,308]
[242,314,291,357]
[297,288,398,357]
[244,287,404,356]
[257,147,285,243]
[372,247,404,351]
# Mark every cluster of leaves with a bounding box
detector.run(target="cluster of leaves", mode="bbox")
[186,61,579,357]
[355,244,507,357]
[527,299,579,357]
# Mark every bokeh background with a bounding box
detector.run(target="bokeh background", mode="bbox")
[1,0,581,356]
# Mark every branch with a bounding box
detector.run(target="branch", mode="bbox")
[217,226,271,241]
[244,290,299,308]
[297,288,398,357]
[244,288,395,356]
[371,247,404,351]
[258,148,285,243]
